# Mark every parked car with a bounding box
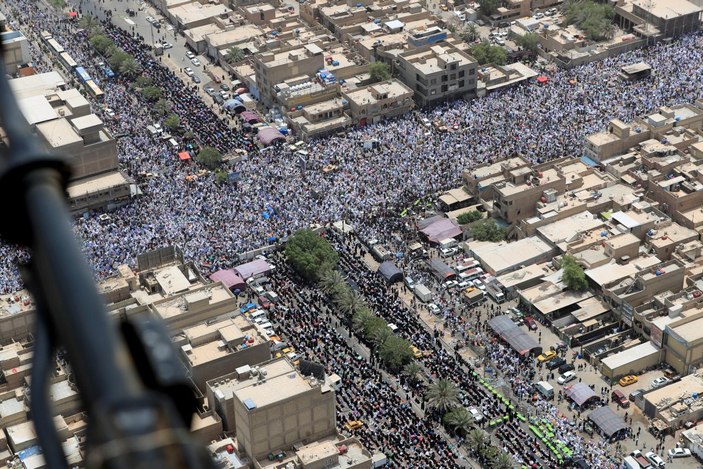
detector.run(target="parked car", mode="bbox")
[428,303,440,315]
[220,83,230,91]
[537,350,557,363]
[184,67,194,77]
[557,371,576,385]
[525,316,538,330]
[612,390,630,408]
[192,75,201,83]
[629,389,644,402]
[345,420,363,431]
[645,451,666,468]
[546,357,566,371]
[257,295,272,309]
[619,375,638,387]
[668,447,691,458]
[186,51,196,59]
[162,42,173,49]
[558,363,575,375]
[468,407,484,423]
[191,58,201,67]
[205,86,216,95]
[651,377,670,389]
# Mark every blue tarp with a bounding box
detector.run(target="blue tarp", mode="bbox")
[581,155,599,167]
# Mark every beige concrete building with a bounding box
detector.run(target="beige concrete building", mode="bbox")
[1,31,30,75]
[169,2,232,30]
[253,45,325,106]
[342,79,414,126]
[177,315,271,391]
[233,359,336,459]
[396,43,477,107]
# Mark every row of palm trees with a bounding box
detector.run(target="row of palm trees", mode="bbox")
[426,379,515,468]
[81,16,142,79]
[319,270,414,372]
[320,269,515,467]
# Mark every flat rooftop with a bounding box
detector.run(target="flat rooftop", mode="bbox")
[35,118,82,148]
[153,284,233,319]
[18,95,57,125]
[533,289,593,315]
[633,0,702,18]
[472,236,553,275]
[668,316,703,345]
[496,263,551,289]
[601,341,660,370]
[537,211,605,247]
[585,256,661,286]
[67,171,130,199]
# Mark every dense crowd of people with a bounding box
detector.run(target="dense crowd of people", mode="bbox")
[1,0,703,294]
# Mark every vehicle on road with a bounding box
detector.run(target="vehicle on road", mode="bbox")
[619,375,638,387]
[546,357,566,370]
[345,420,363,431]
[537,350,556,362]
[186,51,195,59]
[468,407,483,423]
[184,67,194,77]
[645,451,665,467]
[162,42,173,49]
[192,75,201,83]
[191,58,201,67]
[650,377,670,389]
[525,316,538,330]
[668,447,691,458]
[557,371,576,385]
[612,390,630,408]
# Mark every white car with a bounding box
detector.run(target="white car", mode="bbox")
[184,67,194,77]
[468,407,484,423]
[440,247,457,257]
[650,377,670,389]
[191,58,201,67]
[495,38,505,46]
[444,280,458,290]
[162,42,173,49]
[645,452,666,468]
[473,279,486,290]
[668,448,691,458]
[145,15,155,23]
[186,51,196,59]
[534,12,544,19]
[428,303,440,315]
[458,280,473,288]
[557,371,576,385]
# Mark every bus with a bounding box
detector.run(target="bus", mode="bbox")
[46,38,64,55]
[84,80,104,101]
[59,52,78,70]
[40,31,53,42]
[75,66,91,83]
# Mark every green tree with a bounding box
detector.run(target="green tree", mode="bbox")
[470,218,506,242]
[368,62,391,83]
[320,270,346,296]
[467,428,489,457]
[559,255,588,291]
[285,229,340,282]
[362,315,388,340]
[196,146,223,170]
[215,169,229,185]
[516,32,540,55]
[564,0,615,41]
[334,288,366,317]
[79,15,100,35]
[378,335,413,372]
[457,210,482,224]
[163,114,181,132]
[352,307,376,335]
[460,23,479,43]
[119,56,141,79]
[140,86,163,102]
[154,98,172,117]
[107,49,130,70]
[134,76,154,89]
[403,361,423,384]
[425,379,460,413]
[469,41,507,65]
[89,35,113,55]
[491,453,516,469]
[477,0,499,16]
[224,46,245,64]
[443,407,475,437]
[370,326,392,348]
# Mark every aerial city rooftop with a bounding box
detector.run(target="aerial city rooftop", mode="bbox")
[2,0,703,467]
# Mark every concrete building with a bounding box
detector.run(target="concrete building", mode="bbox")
[470,236,555,276]
[630,0,702,37]
[342,79,414,126]
[1,31,30,75]
[177,316,271,391]
[253,45,325,106]
[600,341,663,380]
[643,373,703,428]
[396,43,477,107]
[169,2,232,30]
[205,24,262,62]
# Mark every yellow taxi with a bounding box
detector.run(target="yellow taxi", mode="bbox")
[537,350,557,363]
[410,346,423,359]
[275,347,295,359]
[619,375,638,387]
[345,420,363,431]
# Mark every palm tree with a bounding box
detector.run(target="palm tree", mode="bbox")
[425,379,460,413]
[334,289,365,317]
[79,15,100,35]
[370,326,392,348]
[403,361,422,384]
[466,428,488,457]
[352,308,375,335]
[320,270,345,295]
[224,46,245,64]
[492,453,515,469]
[119,56,141,80]
[154,98,172,117]
[442,407,475,437]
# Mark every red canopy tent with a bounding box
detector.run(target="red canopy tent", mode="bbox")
[178,151,191,161]
[536,75,549,84]
[67,11,78,18]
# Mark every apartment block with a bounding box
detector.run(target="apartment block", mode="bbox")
[342,79,414,126]
[396,42,477,107]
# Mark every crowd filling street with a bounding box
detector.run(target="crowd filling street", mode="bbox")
[2,0,703,467]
